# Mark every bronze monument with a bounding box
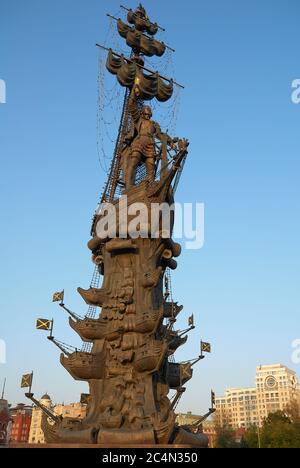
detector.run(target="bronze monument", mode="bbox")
[26,4,213,447]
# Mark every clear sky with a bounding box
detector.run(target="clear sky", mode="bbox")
[0,0,299,414]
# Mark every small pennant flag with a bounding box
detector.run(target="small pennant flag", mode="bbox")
[52,291,64,303]
[211,390,216,407]
[80,393,90,405]
[21,373,33,389]
[180,363,193,385]
[36,318,52,331]
[201,341,211,353]
[188,314,194,327]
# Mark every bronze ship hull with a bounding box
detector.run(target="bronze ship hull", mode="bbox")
[69,308,164,342]
[60,351,106,381]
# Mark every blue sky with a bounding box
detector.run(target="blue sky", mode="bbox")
[0,0,299,413]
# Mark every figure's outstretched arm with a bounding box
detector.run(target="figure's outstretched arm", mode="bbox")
[155,123,177,150]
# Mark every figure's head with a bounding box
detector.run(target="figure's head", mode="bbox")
[142,106,152,120]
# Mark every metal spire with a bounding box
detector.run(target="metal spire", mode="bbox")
[1,378,6,399]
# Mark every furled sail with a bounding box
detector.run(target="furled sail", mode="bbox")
[106,49,173,102]
[117,20,166,57]
[127,10,158,36]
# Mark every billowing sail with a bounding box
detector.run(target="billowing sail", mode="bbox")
[117,20,166,57]
[106,49,173,102]
[127,10,158,36]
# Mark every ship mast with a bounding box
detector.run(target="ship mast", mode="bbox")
[100,88,130,203]
[1,378,6,399]
[95,3,177,206]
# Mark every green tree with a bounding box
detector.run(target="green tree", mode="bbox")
[214,425,240,448]
[244,411,300,448]
[284,401,300,423]
[261,412,300,448]
[243,425,260,448]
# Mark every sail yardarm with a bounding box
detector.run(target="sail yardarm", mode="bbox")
[127,11,158,36]
[106,50,174,102]
[126,30,142,51]
[117,61,136,88]
[140,35,165,57]
[117,20,165,58]
[157,77,174,102]
[137,71,158,101]
[106,49,122,75]
[117,19,131,38]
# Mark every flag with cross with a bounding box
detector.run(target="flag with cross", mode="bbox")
[21,372,33,390]
[52,290,64,303]
[201,341,211,354]
[188,314,194,327]
[36,318,52,331]
[211,390,216,408]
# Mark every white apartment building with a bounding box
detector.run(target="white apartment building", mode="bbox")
[256,364,299,420]
[215,364,300,429]
[215,387,258,429]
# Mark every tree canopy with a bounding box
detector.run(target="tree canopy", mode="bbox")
[244,410,300,449]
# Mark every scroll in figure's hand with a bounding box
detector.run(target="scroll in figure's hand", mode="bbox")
[132,77,141,98]
[134,86,140,97]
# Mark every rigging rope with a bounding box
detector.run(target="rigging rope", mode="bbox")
[81,266,101,352]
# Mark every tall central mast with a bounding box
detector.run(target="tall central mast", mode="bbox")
[98,4,175,203]
[101,88,130,203]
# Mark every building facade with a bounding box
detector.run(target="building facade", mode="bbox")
[28,394,87,444]
[176,411,201,427]
[0,398,11,445]
[54,402,87,420]
[215,364,300,429]
[10,404,32,443]
[215,387,258,429]
[256,364,299,420]
[28,394,52,444]
[202,420,217,448]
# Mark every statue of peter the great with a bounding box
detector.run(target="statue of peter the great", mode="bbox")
[122,86,176,189]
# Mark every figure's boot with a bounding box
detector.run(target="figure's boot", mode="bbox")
[145,159,155,183]
[125,154,140,190]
